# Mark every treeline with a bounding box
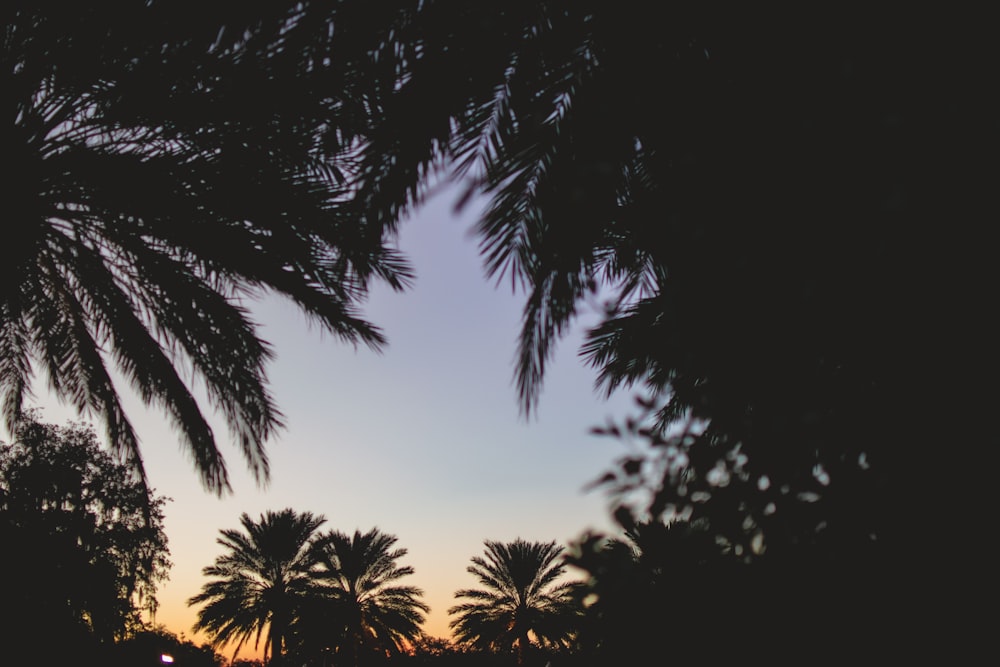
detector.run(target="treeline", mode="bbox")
[3,415,870,667]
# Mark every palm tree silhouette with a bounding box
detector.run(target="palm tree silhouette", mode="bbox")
[188,509,327,666]
[2,5,411,494]
[311,528,429,667]
[449,539,580,664]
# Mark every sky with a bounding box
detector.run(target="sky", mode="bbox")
[21,183,639,659]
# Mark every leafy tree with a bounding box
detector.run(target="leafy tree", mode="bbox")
[449,539,580,665]
[307,528,429,667]
[2,2,410,494]
[188,509,326,666]
[0,414,170,661]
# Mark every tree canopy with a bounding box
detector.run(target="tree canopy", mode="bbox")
[0,414,170,661]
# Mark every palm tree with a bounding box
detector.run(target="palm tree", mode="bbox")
[311,528,429,667]
[2,4,411,494]
[188,509,326,666]
[449,539,580,664]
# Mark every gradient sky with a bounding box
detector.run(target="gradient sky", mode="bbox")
[19,184,638,660]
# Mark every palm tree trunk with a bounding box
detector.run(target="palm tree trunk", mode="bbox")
[517,631,530,666]
[269,623,283,666]
[352,628,361,667]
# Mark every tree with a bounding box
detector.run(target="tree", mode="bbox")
[0,414,170,661]
[188,509,326,666]
[2,3,411,494]
[449,539,580,665]
[308,527,429,667]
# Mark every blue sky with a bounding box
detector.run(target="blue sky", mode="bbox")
[22,183,638,655]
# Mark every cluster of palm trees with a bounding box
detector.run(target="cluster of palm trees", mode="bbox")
[189,510,581,666]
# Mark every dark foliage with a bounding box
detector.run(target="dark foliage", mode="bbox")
[0,414,170,662]
[5,2,985,659]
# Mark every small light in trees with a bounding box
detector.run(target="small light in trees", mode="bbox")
[160,654,175,664]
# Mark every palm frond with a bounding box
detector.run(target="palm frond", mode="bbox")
[3,4,413,491]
